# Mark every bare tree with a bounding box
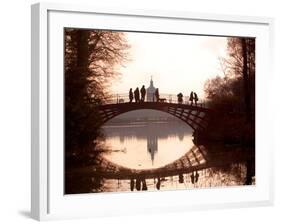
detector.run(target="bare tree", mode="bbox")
[64,29,130,153]
[205,37,255,117]
[203,37,255,145]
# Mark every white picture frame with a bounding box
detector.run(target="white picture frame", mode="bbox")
[31,2,274,221]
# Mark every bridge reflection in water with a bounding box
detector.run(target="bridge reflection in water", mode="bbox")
[92,144,254,179]
[68,143,255,193]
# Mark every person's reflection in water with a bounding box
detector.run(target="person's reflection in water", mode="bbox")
[130,178,135,191]
[191,172,195,184]
[195,171,199,183]
[117,179,120,188]
[179,173,184,183]
[142,178,148,191]
[190,171,199,184]
[156,177,161,190]
[136,178,141,191]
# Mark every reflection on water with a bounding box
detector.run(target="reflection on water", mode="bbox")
[101,120,194,169]
[65,112,255,194]
[99,163,254,193]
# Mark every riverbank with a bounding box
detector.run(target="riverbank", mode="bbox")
[196,111,255,147]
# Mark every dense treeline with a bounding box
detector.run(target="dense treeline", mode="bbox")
[202,37,255,145]
[65,28,129,159]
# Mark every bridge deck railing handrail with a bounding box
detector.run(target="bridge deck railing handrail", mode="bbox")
[97,93,210,108]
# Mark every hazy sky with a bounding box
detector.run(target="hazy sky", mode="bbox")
[110,32,228,99]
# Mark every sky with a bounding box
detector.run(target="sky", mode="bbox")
[110,32,228,99]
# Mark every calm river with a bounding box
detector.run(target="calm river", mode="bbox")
[95,112,250,193]
[101,120,194,169]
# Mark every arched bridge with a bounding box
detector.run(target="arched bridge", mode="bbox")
[96,93,212,131]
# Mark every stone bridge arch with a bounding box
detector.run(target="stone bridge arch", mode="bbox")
[96,102,211,131]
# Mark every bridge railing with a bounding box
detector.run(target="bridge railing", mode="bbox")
[102,93,209,108]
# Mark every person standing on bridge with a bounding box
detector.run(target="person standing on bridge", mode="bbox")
[177,92,183,104]
[134,87,140,103]
[194,92,199,106]
[129,88,134,103]
[189,91,194,105]
[140,85,146,102]
[154,88,160,102]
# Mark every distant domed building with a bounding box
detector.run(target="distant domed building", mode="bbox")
[146,77,156,102]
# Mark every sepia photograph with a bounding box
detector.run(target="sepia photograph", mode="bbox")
[64,28,255,194]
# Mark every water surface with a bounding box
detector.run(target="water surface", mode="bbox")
[101,120,194,169]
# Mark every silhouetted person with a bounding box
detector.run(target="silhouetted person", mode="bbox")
[140,85,146,102]
[179,173,184,183]
[195,171,199,183]
[129,88,133,103]
[136,178,141,191]
[177,92,183,104]
[189,91,194,105]
[155,88,160,102]
[156,177,161,190]
[130,178,135,191]
[141,178,148,191]
[191,172,195,184]
[134,87,140,103]
[194,92,199,106]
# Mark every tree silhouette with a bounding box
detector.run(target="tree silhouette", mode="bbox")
[203,37,255,145]
[205,37,255,115]
[64,29,129,155]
